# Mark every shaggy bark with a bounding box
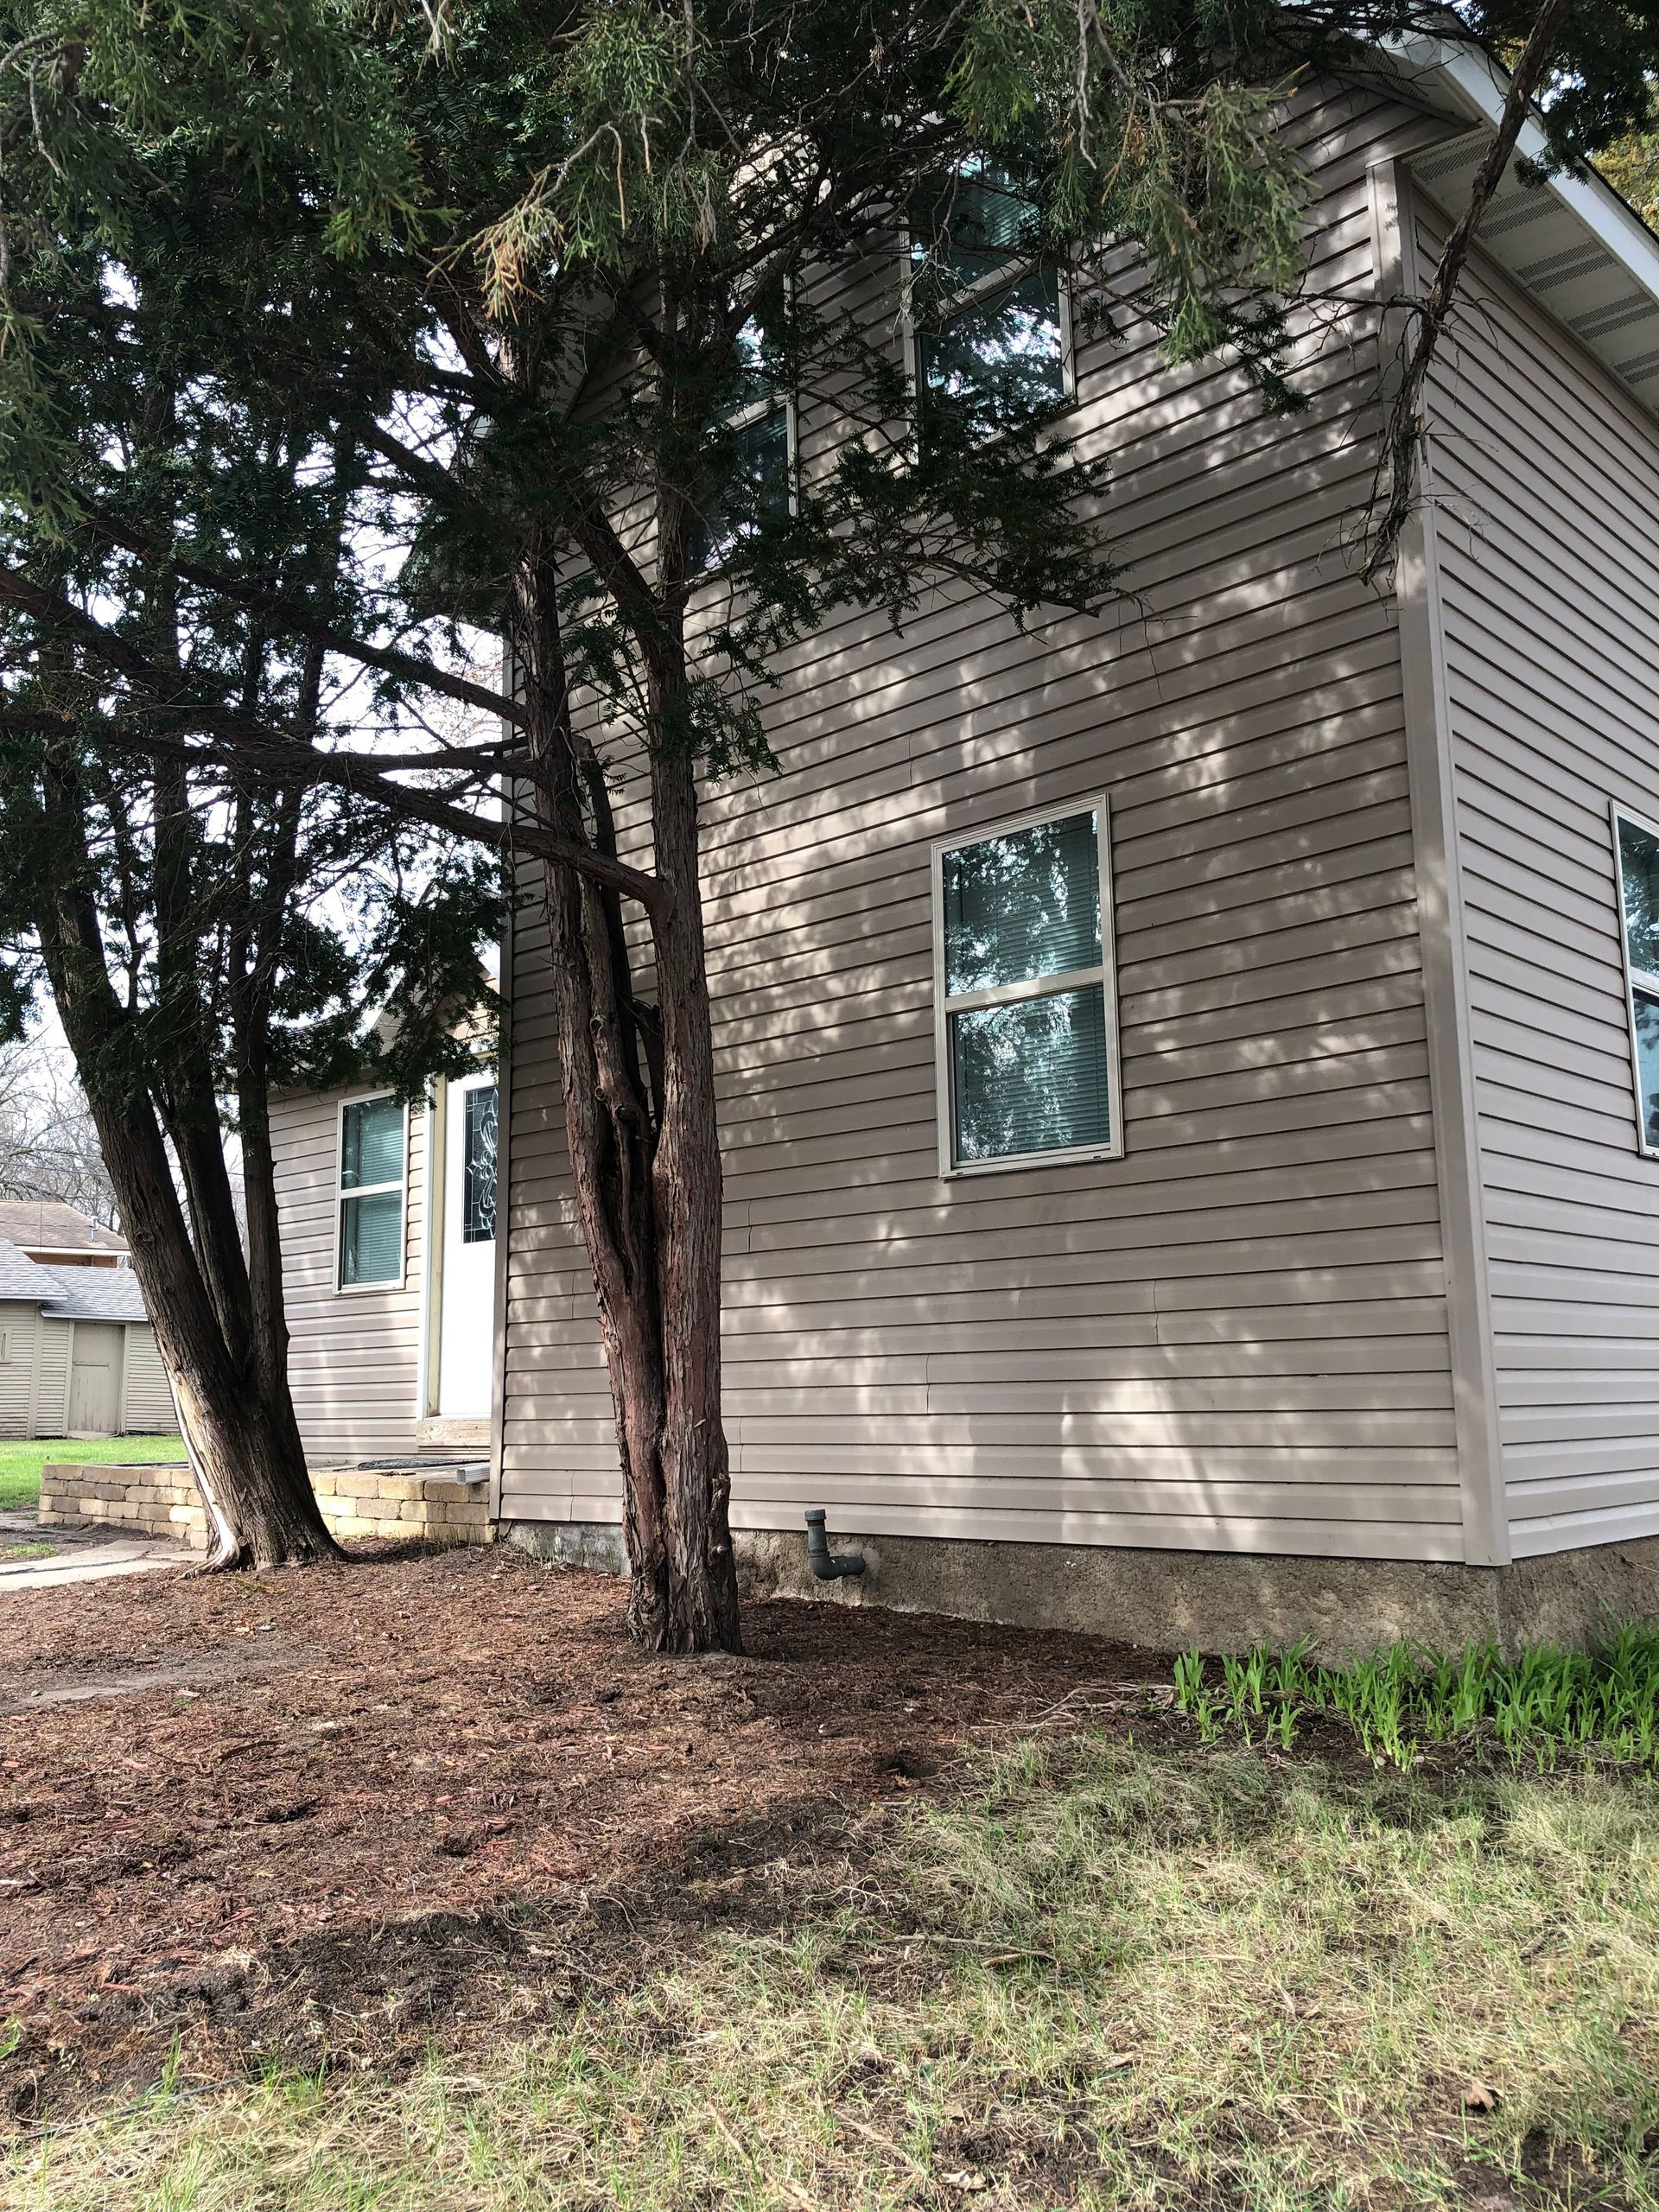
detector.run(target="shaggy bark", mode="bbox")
[512,536,741,1654]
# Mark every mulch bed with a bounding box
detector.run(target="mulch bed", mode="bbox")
[0,1541,1162,2128]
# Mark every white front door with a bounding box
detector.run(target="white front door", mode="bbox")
[437,1072,499,1419]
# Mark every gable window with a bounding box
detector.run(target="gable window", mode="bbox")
[338,1094,406,1288]
[931,797,1122,1175]
[1613,804,1659,1155]
[688,316,795,576]
[908,159,1070,435]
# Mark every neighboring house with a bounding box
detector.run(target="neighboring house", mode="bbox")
[0,1236,176,1437]
[483,40,1659,1650]
[0,1198,128,1269]
[270,1061,500,1464]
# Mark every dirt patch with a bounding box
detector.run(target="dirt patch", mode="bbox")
[1,1641,301,1716]
[0,1542,1164,2127]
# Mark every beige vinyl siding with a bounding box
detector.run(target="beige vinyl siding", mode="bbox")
[1421,206,1659,1558]
[35,1317,70,1436]
[0,1302,40,1437]
[498,85,1468,1565]
[270,1087,427,1464]
[119,1325,180,1433]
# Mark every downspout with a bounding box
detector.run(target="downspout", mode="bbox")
[804,1507,865,1580]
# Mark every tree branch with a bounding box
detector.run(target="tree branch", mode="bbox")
[86,514,524,728]
[1362,0,1571,582]
[0,564,666,915]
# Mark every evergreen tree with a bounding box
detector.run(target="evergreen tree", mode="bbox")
[0,258,499,1566]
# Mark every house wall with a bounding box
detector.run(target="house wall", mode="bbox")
[0,1302,41,1438]
[497,87,1478,1567]
[1421,207,1659,1560]
[35,1318,70,1437]
[120,1325,180,1433]
[270,1086,428,1463]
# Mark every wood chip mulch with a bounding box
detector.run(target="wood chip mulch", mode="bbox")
[0,1541,1160,2127]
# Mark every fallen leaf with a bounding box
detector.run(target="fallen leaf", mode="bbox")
[942,2172,988,2194]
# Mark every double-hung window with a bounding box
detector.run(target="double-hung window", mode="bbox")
[932,798,1122,1175]
[688,315,795,577]
[908,157,1070,435]
[337,1094,406,1288]
[1613,804,1659,1155]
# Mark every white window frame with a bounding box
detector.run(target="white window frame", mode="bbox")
[334,1090,410,1294]
[901,169,1076,419]
[1611,798,1659,1160]
[931,792,1123,1180]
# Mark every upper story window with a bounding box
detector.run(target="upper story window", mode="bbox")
[688,316,795,576]
[1614,804,1659,1155]
[931,797,1122,1175]
[338,1094,406,1288]
[908,159,1069,435]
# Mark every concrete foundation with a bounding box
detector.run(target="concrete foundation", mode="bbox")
[499,1518,1659,1659]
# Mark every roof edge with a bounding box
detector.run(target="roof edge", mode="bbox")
[1380,32,1659,316]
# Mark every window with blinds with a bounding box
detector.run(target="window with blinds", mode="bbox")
[1614,804,1659,1156]
[337,1095,406,1288]
[931,798,1122,1174]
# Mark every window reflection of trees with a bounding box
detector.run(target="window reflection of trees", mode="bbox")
[1634,992,1659,1153]
[911,158,1065,438]
[1620,817,1659,974]
[953,988,1111,1160]
[943,812,1100,994]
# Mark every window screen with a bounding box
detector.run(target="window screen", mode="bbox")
[1616,809,1659,1154]
[935,800,1119,1171]
[339,1096,404,1287]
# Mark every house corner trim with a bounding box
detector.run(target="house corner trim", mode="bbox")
[1371,156,1510,1569]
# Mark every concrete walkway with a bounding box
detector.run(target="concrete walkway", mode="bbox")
[0,1509,185,1592]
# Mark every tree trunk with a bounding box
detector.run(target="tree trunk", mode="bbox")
[37,760,340,1570]
[645,743,741,1653]
[73,1049,340,1570]
[512,541,741,1652]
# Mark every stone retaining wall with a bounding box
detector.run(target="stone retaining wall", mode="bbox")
[39,1463,208,1548]
[38,1463,493,1548]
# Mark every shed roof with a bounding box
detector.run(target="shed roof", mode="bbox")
[0,1198,126,1255]
[37,1264,151,1324]
[0,1237,67,1303]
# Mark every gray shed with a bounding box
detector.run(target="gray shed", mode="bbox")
[0,1239,177,1438]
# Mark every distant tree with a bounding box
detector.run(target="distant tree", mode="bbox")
[0,1038,121,1227]
[0,0,1653,1632]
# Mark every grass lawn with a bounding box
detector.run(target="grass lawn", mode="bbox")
[0,1434,182,1513]
[9,1732,1658,2209]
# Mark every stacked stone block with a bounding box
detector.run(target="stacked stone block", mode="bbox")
[36,1462,492,1548]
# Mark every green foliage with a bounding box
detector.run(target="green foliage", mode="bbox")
[1173,1624,1659,1771]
